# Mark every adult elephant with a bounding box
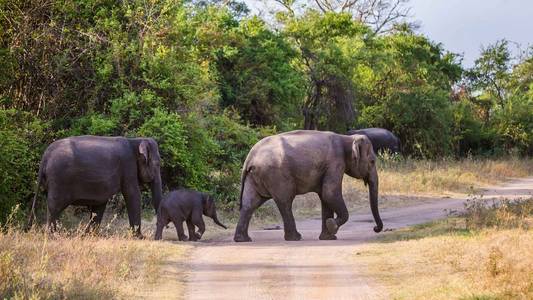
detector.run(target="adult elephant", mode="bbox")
[347,128,400,154]
[28,136,163,237]
[234,130,383,242]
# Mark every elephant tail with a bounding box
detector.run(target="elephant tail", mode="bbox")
[239,165,251,211]
[27,158,45,229]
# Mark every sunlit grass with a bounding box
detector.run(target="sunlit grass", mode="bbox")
[358,197,533,299]
[0,213,189,299]
[376,155,533,195]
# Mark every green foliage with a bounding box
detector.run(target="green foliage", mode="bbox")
[205,110,263,206]
[283,11,373,131]
[466,40,512,109]
[491,95,533,155]
[357,29,462,157]
[461,40,533,156]
[0,0,532,221]
[451,100,494,156]
[217,16,306,129]
[0,110,47,224]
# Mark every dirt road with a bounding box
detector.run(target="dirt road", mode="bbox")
[173,177,533,300]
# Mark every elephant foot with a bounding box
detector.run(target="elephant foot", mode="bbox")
[234,233,252,242]
[319,231,337,240]
[178,235,188,241]
[326,218,339,235]
[189,233,202,242]
[284,231,302,241]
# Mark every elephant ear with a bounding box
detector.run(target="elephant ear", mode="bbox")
[137,140,154,182]
[351,135,362,161]
[352,135,373,161]
[138,140,150,163]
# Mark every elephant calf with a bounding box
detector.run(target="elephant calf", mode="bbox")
[155,189,227,241]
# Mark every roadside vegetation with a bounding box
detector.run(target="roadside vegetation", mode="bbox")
[359,197,533,299]
[0,211,190,299]
[0,0,532,298]
[2,0,533,225]
[374,155,533,196]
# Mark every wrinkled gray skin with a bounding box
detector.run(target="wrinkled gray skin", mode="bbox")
[28,136,163,238]
[347,128,400,154]
[154,189,227,241]
[234,130,383,242]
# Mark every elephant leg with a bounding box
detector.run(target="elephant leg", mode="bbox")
[191,211,205,240]
[318,200,337,240]
[47,207,60,233]
[46,195,67,233]
[321,175,349,236]
[186,218,199,241]
[234,183,267,242]
[85,203,106,234]
[122,184,143,238]
[155,212,169,240]
[173,219,188,241]
[154,220,167,240]
[273,198,301,241]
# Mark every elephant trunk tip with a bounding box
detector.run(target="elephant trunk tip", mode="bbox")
[373,224,383,233]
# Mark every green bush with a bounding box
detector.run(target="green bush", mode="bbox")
[491,96,533,156]
[451,100,495,156]
[0,109,47,224]
[205,110,266,206]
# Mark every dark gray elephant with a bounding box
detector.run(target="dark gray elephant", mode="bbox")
[347,128,400,154]
[234,130,383,242]
[154,189,227,241]
[28,136,163,237]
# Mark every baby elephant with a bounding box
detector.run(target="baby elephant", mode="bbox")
[155,189,227,241]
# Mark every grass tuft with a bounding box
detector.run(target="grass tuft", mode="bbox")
[0,223,188,299]
[375,156,533,195]
[360,197,533,299]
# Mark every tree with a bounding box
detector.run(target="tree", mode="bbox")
[263,0,411,33]
[312,0,411,33]
[356,28,463,157]
[282,11,373,131]
[216,17,306,128]
[466,39,512,109]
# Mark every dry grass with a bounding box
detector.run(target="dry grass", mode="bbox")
[359,198,533,300]
[374,156,533,196]
[0,213,190,299]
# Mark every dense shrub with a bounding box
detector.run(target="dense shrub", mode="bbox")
[0,0,532,221]
[0,110,47,224]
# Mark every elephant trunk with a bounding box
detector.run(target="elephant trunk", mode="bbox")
[151,172,162,213]
[367,171,383,233]
[212,213,227,229]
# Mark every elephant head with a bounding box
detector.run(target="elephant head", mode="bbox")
[136,138,163,213]
[203,195,227,229]
[347,135,383,233]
